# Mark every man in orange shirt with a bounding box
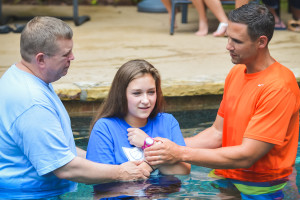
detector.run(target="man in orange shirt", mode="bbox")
[143,3,300,199]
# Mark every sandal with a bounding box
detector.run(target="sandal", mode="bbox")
[0,25,13,34]
[12,24,25,33]
[213,22,228,37]
[288,20,300,32]
[274,20,286,30]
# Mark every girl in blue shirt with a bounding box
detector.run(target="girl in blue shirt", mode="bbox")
[86,59,190,175]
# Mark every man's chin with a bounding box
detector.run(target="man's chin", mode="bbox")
[231,59,239,65]
[53,73,67,82]
[62,69,69,76]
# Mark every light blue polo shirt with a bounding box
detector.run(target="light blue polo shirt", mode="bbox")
[0,65,77,199]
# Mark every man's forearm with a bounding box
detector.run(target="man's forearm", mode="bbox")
[179,146,250,169]
[76,147,86,158]
[185,126,222,149]
[180,138,274,169]
[54,157,121,184]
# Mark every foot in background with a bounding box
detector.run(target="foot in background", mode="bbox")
[288,19,300,32]
[274,20,287,30]
[195,21,208,36]
[13,24,25,33]
[213,22,228,37]
[0,25,13,34]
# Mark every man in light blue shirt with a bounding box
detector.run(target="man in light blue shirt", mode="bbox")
[0,16,149,199]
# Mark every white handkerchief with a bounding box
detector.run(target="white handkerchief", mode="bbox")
[122,147,144,161]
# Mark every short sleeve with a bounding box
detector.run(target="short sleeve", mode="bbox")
[86,119,116,164]
[218,66,236,118]
[11,105,75,176]
[217,100,225,118]
[169,115,186,146]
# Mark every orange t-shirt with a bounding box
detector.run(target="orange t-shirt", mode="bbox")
[215,62,300,182]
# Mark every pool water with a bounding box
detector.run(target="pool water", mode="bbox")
[61,109,300,199]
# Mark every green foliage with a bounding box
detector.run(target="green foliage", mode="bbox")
[91,0,98,5]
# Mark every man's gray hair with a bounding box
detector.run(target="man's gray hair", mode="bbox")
[20,16,73,62]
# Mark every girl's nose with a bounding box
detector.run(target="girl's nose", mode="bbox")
[141,94,150,104]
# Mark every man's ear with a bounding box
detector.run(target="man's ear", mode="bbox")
[257,36,268,49]
[35,53,46,68]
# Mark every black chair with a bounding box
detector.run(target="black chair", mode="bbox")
[170,0,260,35]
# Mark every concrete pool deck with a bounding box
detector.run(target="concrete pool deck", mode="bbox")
[0,4,300,115]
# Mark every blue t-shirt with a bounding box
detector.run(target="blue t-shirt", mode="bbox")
[86,113,185,165]
[0,65,77,199]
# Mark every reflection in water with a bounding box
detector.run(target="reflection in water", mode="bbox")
[60,163,300,199]
[93,175,181,199]
[62,111,300,200]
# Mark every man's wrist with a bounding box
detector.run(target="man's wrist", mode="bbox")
[179,146,188,162]
[144,160,155,172]
[116,165,126,181]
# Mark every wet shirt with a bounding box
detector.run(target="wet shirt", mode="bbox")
[86,113,186,165]
[215,62,300,182]
[0,65,77,199]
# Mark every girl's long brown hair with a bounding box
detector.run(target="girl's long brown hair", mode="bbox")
[90,59,165,132]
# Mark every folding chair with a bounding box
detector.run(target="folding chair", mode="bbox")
[170,0,260,35]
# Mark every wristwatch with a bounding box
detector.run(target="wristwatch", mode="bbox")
[142,137,154,150]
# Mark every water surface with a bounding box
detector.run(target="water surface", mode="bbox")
[62,109,300,199]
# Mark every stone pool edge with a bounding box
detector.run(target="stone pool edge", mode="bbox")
[54,78,300,117]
